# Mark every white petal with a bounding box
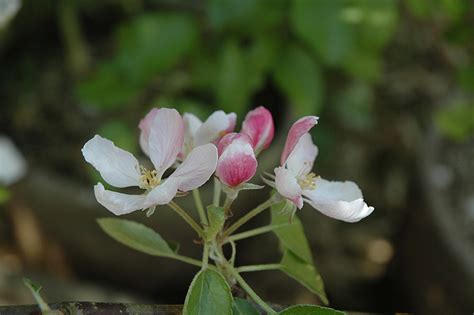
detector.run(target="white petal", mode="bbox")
[94,183,147,215]
[285,133,318,176]
[0,136,27,185]
[303,178,374,222]
[148,108,185,176]
[138,108,160,156]
[182,113,203,156]
[82,135,140,188]
[144,177,180,206]
[194,111,236,146]
[183,113,203,138]
[274,167,303,209]
[170,143,218,191]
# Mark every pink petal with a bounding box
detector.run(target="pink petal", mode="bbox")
[144,177,180,207]
[94,183,147,215]
[217,132,239,156]
[148,108,185,177]
[241,106,274,154]
[303,178,374,222]
[194,111,237,147]
[170,143,218,191]
[216,133,257,187]
[82,135,140,188]
[280,116,319,166]
[274,166,303,209]
[139,108,159,156]
[285,133,318,176]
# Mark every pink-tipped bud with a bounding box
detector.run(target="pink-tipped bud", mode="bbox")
[138,108,160,155]
[216,133,257,187]
[241,106,274,154]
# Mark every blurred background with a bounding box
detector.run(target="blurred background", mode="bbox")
[0,0,473,313]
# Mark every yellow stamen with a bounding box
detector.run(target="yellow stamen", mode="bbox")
[297,172,318,190]
[139,166,161,190]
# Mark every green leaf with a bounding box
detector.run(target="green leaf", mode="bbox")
[280,250,327,305]
[97,218,175,257]
[206,205,225,241]
[207,0,285,34]
[115,13,198,84]
[271,201,328,304]
[273,45,323,116]
[290,0,353,65]
[271,201,313,263]
[215,40,251,115]
[183,268,233,315]
[77,13,198,109]
[232,298,260,315]
[279,304,345,315]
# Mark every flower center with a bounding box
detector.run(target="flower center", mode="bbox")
[139,165,161,190]
[297,172,318,190]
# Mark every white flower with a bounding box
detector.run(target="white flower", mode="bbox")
[0,136,27,185]
[274,116,374,222]
[82,108,218,215]
[181,110,236,157]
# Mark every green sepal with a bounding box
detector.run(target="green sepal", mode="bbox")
[206,205,225,241]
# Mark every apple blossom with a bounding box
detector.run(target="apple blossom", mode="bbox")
[181,110,236,157]
[0,136,27,185]
[241,106,274,155]
[274,116,374,222]
[82,108,218,216]
[216,133,257,188]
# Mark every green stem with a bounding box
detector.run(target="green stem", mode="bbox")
[225,224,288,243]
[236,264,282,273]
[228,267,277,315]
[171,254,204,268]
[229,240,237,266]
[213,177,221,206]
[223,197,278,237]
[202,243,209,269]
[223,196,234,217]
[192,189,208,226]
[168,201,204,237]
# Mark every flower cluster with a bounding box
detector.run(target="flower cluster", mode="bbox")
[82,106,373,222]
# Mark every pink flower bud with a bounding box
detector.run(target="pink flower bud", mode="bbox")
[241,106,274,154]
[216,133,257,187]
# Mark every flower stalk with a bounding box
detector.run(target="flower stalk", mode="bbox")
[168,201,204,237]
[223,196,280,237]
[192,189,208,226]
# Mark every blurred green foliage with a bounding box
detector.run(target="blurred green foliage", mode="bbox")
[76,0,398,122]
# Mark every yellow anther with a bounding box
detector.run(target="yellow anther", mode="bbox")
[297,172,318,190]
[139,166,161,190]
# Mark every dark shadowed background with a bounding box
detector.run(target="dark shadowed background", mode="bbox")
[0,0,473,313]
